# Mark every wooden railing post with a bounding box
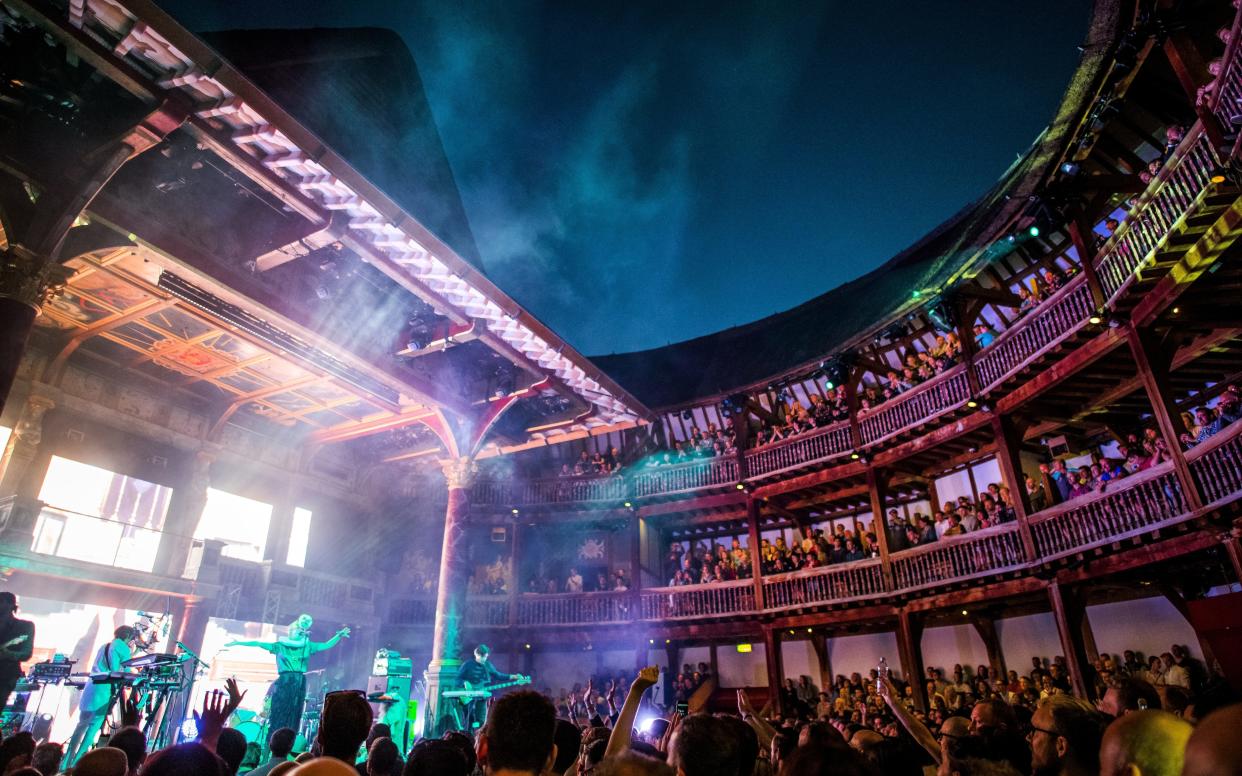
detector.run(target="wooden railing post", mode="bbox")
[990,413,1038,561]
[867,467,895,591]
[952,296,983,398]
[895,608,927,712]
[630,509,643,621]
[508,520,523,627]
[1067,211,1108,311]
[746,496,766,611]
[1048,580,1096,701]
[763,625,784,714]
[1125,324,1205,510]
[969,615,1008,684]
[810,632,833,691]
[845,371,864,451]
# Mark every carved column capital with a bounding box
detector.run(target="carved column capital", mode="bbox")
[12,394,55,446]
[0,246,72,312]
[439,456,476,490]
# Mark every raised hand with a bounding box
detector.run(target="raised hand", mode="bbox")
[632,665,659,693]
[223,677,246,716]
[606,679,617,697]
[193,688,231,751]
[336,627,351,639]
[737,687,756,717]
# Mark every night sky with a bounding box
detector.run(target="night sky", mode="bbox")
[156,0,1089,356]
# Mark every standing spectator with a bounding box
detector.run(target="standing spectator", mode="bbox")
[477,692,557,776]
[0,592,34,714]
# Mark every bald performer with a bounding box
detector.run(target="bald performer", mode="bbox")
[1098,710,1192,776]
[1182,702,1242,776]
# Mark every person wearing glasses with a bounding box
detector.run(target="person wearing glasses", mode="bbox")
[225,613,350,740]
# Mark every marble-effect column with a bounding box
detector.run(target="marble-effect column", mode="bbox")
[424,456,475,734]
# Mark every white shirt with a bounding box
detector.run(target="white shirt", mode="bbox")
[80,638,132,714]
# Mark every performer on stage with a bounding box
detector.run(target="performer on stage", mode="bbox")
[455,644,520,731]
[65,625,137,765]
[223,614,349,738]
[0,592,35,713]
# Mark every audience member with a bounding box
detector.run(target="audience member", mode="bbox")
[1098,710,1192,776]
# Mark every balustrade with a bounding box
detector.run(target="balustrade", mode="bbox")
[745,421,853,478]
[974,281,1095,393]
[859,367,971,446]
[1028,465,1188,560]
[890,524,1024,592]
[471,475,626,506]
[516,591,633,625]
[639,578,756,619]
[388,597,436,626]
[1096,129,1217,304]
[466,595,511,627]
[631,457,739,497]
[1188,421,1242,506]
[761,558,884,611]
[1209,25,1242,137]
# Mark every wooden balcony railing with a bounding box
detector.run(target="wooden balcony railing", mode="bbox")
[471,475,627,506]
[1096,127,1217,305]
[973,279,1095,394]
[744,421,852,478]
[388,597,436,626]
[631,456,740,498]
[889,523,1025,593]
[516,591,633,625]
[640,578,757,619]
[466,595,511,627]
[1189,420,1242,506]
[859,366,971,446]
[1028,464,1188,561]
[761,558,885,611]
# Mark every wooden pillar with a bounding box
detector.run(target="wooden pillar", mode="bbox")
[745,496,766,610]
[970,616,1007,682]
[990,414,1038,560]
[1224,535,1242,586]
[709,643,719,681]
[763,626,784,714]
[895,608,927,712]
[1125,325,1204,510]
[845,373,864,451]
[1048,581,1094,700]
[926,478,939,514]
[953,296,983,397]
[1067,213,1107,310]
[866,467,894,590]
[810,632,832,691]
[508,521,523,627]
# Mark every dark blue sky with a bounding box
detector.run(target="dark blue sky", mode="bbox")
[158,1,1089,355]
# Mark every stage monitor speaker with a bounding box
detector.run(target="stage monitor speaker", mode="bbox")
[367,674,413,748]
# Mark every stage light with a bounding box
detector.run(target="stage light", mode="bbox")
[788,629,795,635]
[624,501,632,508]
[637,716,656,734]
[525,643,531,649]
[911,290,922,299]
[1171,307,1180,315]
[1006,234,1016,243]
[649,639,655,645]
[735,483,746,491]
[961,610,969,616]
[806,628,813,633]
[1028,225,1040,237]
[1210,167,1228,184]
[511,508,519,515]
[966,399,978,409]
[665,639,670,644]
[1088,313,1103,325]
[180,718,199,742]
[1060,162,1080,175]
[824,380,834,390]
[850,451,861,460]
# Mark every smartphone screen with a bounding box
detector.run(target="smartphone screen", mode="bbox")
[676,701,689,714]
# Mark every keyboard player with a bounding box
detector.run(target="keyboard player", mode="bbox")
[65,625,137,765]
[454,644,520,731]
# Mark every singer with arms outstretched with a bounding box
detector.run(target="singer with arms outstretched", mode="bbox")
[224,613,349,736]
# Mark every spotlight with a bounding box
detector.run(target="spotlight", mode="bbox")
[1006,234,1016,243]
[1210,167,1228,185]
[961,609,968,616]
[649,639,655,645]
[511,508,519,516]
[180,718,199,742]
[788,629,795,635]
[850,451,861,460]
[665,639,670,644]
[1028,225,1041,238]
[525,643,531,649]
[1060,162,1080,176]
[1088,313,1103,325]
[735,483,746,491]
[806,628,813,633]
[1171,307,1180,315]
[911,290,922,299]
[966,399,979,409]
[624,501,633,508]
